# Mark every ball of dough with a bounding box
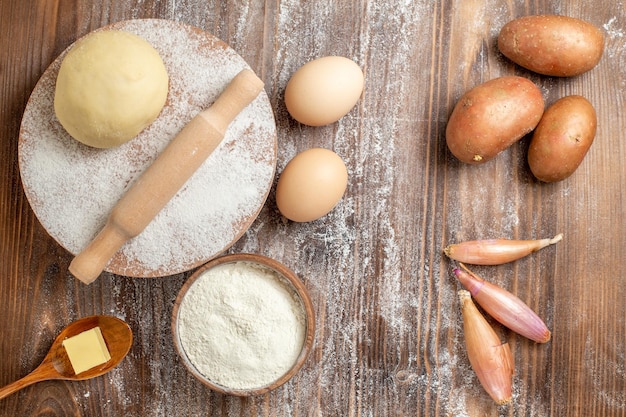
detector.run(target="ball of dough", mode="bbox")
[54,30,169,148]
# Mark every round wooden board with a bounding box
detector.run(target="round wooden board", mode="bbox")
[18,19,277,278]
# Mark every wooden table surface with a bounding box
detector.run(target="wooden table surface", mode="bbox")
[1,1,625,416]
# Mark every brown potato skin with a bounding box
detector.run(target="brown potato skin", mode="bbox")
[528,95,597,182]
[446,76,544,164]
[498,15,604,77]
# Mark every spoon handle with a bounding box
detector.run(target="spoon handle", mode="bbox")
[0,363,56,400]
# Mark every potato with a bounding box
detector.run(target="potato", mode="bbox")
[498,15,604,77]
[446,76,544,164]
[528,95,597,182]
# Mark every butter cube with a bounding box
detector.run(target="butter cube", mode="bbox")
[62,326,111,374]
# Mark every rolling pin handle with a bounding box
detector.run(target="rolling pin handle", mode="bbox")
[200,69,265,134]
[68,224,129,284]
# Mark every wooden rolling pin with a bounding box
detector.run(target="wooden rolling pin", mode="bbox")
[69,68,264,284]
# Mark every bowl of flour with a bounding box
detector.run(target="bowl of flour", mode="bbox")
[171,253,315,396]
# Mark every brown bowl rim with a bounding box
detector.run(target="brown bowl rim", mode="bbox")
[171,253,315,396]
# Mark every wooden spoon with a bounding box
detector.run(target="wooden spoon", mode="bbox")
[0,315,132,400]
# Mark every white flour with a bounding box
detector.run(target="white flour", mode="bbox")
[176,261,306,390]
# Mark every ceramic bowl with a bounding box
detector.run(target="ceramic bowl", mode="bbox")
[171,253,315,396]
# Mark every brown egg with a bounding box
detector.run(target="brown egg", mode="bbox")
[284,56,364,126]
[276,148,348,222]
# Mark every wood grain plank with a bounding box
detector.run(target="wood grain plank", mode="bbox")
[0,0,625,416]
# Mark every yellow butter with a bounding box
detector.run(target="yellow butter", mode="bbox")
[62,326,111,374]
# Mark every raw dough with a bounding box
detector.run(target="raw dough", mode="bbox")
[54,30,169,148]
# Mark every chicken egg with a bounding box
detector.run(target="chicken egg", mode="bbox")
[284,56,364,126]
[276,148,348,222]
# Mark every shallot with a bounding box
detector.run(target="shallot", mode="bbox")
[454,264,551,343]
[444,234,563,265]
[458,290,514,405]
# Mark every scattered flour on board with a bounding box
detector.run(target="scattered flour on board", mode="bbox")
[18,19,277,277]
[272,1,485,415]
[603,16,625,39]
[585,332,626,410]
[602,15,626,77]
